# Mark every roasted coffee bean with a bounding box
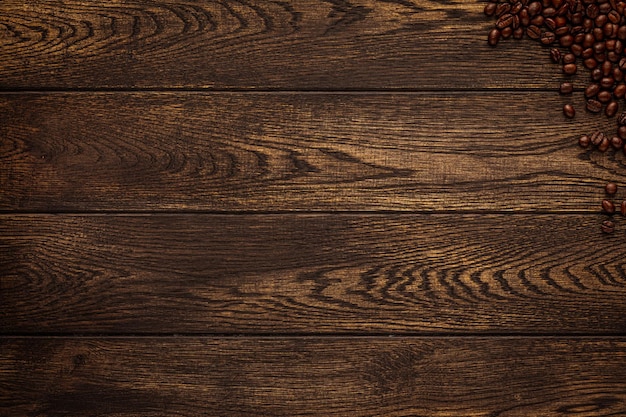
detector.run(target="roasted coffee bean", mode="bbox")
[601,77,615,88]
[520,8,531,25]
[488,28,502,46]
[528,1,542,15]
[598,90,613,103]
[513,27,525,38]
[563,53,576,64]
[526,25,542,39]
[601,220,615,233]
[608,9,621,23]
[614,84,626,98]
[594,42,606,54]
[579,134,591,147]
[545,17,557,30]
[560,34,574,46]
[606,182,619,195]
[602,60,613,76]
[584,58,598,69]
[606,101,619,117]
[560,82,574,94]
[587,99,603,113]
[541,30,557,44]
[592,67,603,80]
[497,13,515,29]
[619,125,626,139]
[501,26,513,38]
[603,199,616,213]
[485,3,498,16]
[591,131,605,146]
[619,25,626,39]
[555,26,569,36]
[571,43,583,56]
[550,48,562,63]
[585,83,601,97]
[511,1,524,14]
[496,3,512,16]
[614,68,624,82]
[563,62,577,73]
[582,47,594,59]
[587,3,600,18]
[618,112,626,125]
[563,103,576,118]
[619,57,626,70]
[531,15,545,25]
[621,201,626,216]
[611,137,623,151]
[599,136,611,151]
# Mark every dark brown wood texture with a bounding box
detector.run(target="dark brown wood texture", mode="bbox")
[2,337,626,416]
[2,214,626,334]
[3,0,626,415]
[1,92,622,212]
[0,0,570,90]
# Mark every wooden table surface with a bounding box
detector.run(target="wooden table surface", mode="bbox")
[2,0,626,415]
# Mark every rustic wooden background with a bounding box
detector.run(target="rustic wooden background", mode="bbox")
[2,0,626,415]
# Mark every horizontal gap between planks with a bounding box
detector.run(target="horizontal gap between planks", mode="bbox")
[0,210,609,216]
[1,332,625,339]
[0,88,569,94]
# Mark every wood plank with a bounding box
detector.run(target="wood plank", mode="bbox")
[0,92,622,212]
[1,337,625,416]
[2,214,626,334]
[0,0,576,89]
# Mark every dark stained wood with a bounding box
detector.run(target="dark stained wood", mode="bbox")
[3,214,626,334]
[1,337,625,416]
[1,92,622,212]
[0,0,579,89]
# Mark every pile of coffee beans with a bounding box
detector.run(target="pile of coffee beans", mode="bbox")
[485,0,626,233]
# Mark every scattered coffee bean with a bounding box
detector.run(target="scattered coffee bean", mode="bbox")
[563,63,577,74]
[601,220,615,233]
[621,201,626,216]
[599,136,611,152]
[550,48,561,63]
[587,99,603,113]
[611,136,623,149]
[560,82,574,94]
[563,104,575,118]
[606,182,618,195]
[603,199,616,213]
[488,28,501,46]
[606,101,619,117]
[591,131,605,146]
[579,135,591,147]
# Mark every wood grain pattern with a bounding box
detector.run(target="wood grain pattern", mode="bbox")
[1,337,625,416]
[2,214,626,334]
[1,92,622,212]
[0,0,579,89]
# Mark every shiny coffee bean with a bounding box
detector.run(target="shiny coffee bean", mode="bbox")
[562,53,576,64]
[497,14,515,29]
[621,201,626,216]
[603,199,616,213]
[488,28,501,46]
[611,136,623,149]
[598,90,613,103]
[599,136,611,152]
[606,101,619,117]
[563,63,577,74]
[585,83,600,97]
[614,84,626,99]
[563,104,576,118]
[579,135,591,148]
[501,26,513,38]
[560,82,574,94]
[606,182,618,195]
[541,31,557,44]
[526,25,542,39]
[591,68,603,81]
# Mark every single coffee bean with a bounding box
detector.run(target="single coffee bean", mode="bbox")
[603,199,616,213]
[496,3,512,16]
[513,27,524,39]
[606,182,618,195]
[528,1,542,16]
[619,57,626,71]
[501,26,513,38]
[618,112,626,125]
[497,13,515,29]
[591,67,603,81]
[543,6,556,16]
[618,25,626,40]
[488,28,501,46]
[602,60,613,76]
[485,2,497,16]
[511,1,523,14]
[582,47,594,59]
[608,9,621,23]
[550,48,561,63]
[520,8,531,26]
[526,25,542,39]
[621,201,626,216]
[531,15,545,26]
[587,3,600,18]
[614,68,624,82]
[545,17,557,30]
[591,130,605,146]
[594,42,606,54]
[619,125,626,140]
[585,83,600,97]
[611,136,623,149]
[606,101,619,117]
[562,53,576,64]
[599,136,611,152]
[614,84,626,98]
[541,31,557,44]
[563,63,577,74]
[598,90,613,103]
[583,33,595,48]
[579,135,591,147]
[601,220,615,233]
[601,77,615,89]
[571,43,583,56]
[584,58,598,69]
[559,34,574,47]
[560,82,574,94]
[587,99,603,113]
[563,104,575,118]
